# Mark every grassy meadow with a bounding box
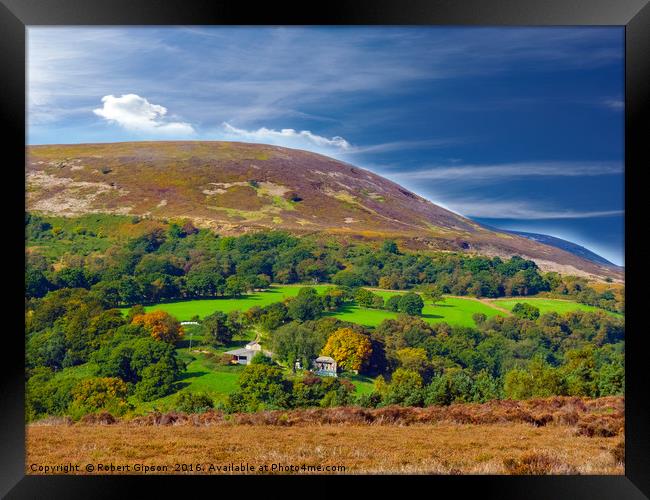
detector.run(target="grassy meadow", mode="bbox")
[325,296,502,327]
[132,324,375,412]
[53,320,374,414]
[488,297,623,317]
[134,285,332,319]
[111,286,618,411]
[27,395,625,475]
[132,285,618,328]
[129,285,505,327]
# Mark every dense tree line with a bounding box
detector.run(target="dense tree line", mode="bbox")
[26,213,622,313]
[225,355,357,413]
[222,308,624,412]
[25,285,624,419]
[25,288,187,420]
[24,213,625,419]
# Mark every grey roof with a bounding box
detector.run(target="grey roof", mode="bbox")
[315,356,336,363]
[225,348,254,357]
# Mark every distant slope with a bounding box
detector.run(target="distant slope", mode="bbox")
[503,230,621,269]
[25,141,622,281]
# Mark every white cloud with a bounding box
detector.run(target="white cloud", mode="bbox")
[219,123,466,157]
[391,161,623,181]
[219,122,351,152]
[347,138,465,154]
[28,27,623,138]
[93,94,195,136]
[603,99,624,110]
[437,199,623,220]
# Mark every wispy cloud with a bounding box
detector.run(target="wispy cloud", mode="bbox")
[217,123,465,156]
[391,161,623,181]
[27,26,623,131]
[602,99,624,110]
[93,94,195,136]
[347,138,466,154]
[218,122,351,152]
[438,199,623,220]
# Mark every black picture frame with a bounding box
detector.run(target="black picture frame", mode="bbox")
[2,0,648,497]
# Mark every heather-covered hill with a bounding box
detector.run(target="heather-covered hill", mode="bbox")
[26,141,622,280]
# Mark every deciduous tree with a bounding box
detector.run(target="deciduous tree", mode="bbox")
[398,292,424,316]
[132,310,184,343]
[321,328,372,373]
[287,287,324,322]
[69,377,131,417]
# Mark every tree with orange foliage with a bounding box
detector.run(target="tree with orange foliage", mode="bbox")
[320,328,372,373]
[132,310,184,343]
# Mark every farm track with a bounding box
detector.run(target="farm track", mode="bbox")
[444,295,512,315]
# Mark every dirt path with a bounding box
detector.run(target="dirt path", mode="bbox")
[440,295,511,315]
[490,296,575,303]
[362,288,513,316]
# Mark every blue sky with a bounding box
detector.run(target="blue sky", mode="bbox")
[27,26,624,265]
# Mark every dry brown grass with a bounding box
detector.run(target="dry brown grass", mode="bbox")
[114,396,623,431]
[26,423,623,475]
[26,397,624,475]
[611,438,625,465]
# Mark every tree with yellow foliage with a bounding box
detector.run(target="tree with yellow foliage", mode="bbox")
[69,377,131,417]
[396,347,432,377]
[320,328,372,373]
[132,310,184,343]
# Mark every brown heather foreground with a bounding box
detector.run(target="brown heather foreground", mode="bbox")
[27,397,624,475]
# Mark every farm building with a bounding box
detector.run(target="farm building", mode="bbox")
[225,340,269,365]
[313,356,338,377]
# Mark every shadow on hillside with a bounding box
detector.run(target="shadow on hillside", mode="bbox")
[324,304,446,322]
[176,339,198,349]
[178,371,209,382]
[331,304,357,314]
[323,303,383,317]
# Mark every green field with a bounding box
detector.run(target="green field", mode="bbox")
[339,373,375,395]
[327,295,503,328]
[132,285,506,328]
[115,287,622,410]
[130,325,375,412]
[135,354,244,412]
[488,297,623,317]
[139,286,622,330]
[130,326,255,412]
[54,321,377,413]
[129,285,332,320]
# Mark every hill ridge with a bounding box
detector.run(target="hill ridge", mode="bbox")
[503,229,621,269]
[26,141,622,281]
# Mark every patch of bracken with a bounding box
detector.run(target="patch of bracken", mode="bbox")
[32,416,73,426]
[80,412,116,425]
[611,439,625,464]
[575,415,623,437]
[503,451,572,475]
[106,396,623,437]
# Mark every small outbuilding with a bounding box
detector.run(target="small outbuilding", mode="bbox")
[313,356,338,377]
[225,340,266,365]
